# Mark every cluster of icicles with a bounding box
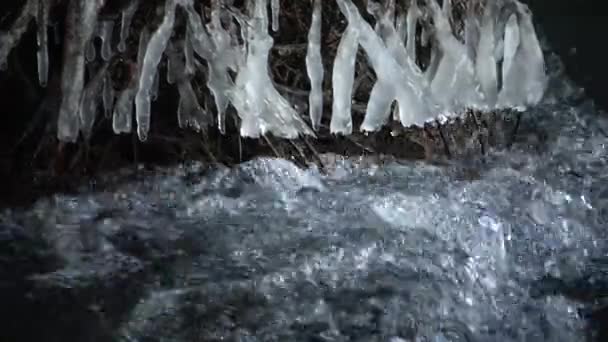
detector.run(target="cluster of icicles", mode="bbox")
[0,0,546,143]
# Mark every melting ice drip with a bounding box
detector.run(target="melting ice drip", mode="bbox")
[0,0,546,143]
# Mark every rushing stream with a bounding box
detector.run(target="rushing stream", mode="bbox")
[2,54,608,341]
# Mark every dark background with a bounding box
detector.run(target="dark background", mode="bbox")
[526,0,608,111]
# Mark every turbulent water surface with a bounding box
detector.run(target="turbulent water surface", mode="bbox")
[3,55,608,341]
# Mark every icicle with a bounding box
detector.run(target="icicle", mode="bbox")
[205,1,239,133]
[475,3,498,107]
[306,0,323,131]
[36,0,50,87]
[405,0,420,61]
[79,63,109,138]
[230,0,313,138]
[113,28,150,134]
[464,6,480,62]
[57,0,104,142]
[427,0,483,111]
[183,1,214,60]
[330,24,358,135]
[118,0,139,52]
[498,3,546,108]
[396,12,406,45]
[135,0,177,141]
[102,75,114,118]
[363,81,395,131]
[335,0,434,131]
[0,0,37,68]
[99,20,114,61]
[184,26,196,76]
[271,0,280,32]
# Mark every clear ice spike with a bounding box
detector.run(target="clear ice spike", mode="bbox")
[118,0,139,52]
[330,24,359,135]
[113,27,150,134]
[306,0,324,131]
[271,0,280,32]
[135,0,177,141]
[57,0,104,142]
[475,3,498,107]
[99,20,114,61]
[37,0,50,87]
[230,0,312,139]
[361,81,394,131]
[498,3,547,108]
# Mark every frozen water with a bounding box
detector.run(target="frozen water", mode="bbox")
[305,0,324,132]
[135,0,177,141]
[118,0,139,53]
[36,0,50,87]
[330,19,359,135]
[3,26,604,339]
[57,0,104,142]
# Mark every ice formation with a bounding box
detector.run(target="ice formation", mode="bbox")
[230,0,313,138]
[57,0,105,142]
[305,0,324,132]
[0,0,547,143]
[36,0,50,87]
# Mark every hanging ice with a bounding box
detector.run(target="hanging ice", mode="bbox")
[405,0,420,63]
[464,5,480,62]
[475,2,498,107]
[497,3,546,108]
[113,28,150,134]
[306,0,324,131]
[184,26,196,76]
[271,0,280,32]
[206,4,238,134]
[135,0,177,141]
[118,0,139,52]
[334,0,434,132]
[36,0,50,87]
[99,20,114,61]
[230,0,313,138]
[427,0,483,112]
[183,0,236,134]
[330,24,358,135]
[57,0,104,142]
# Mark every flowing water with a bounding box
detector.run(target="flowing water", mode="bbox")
[2,53,608,341]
